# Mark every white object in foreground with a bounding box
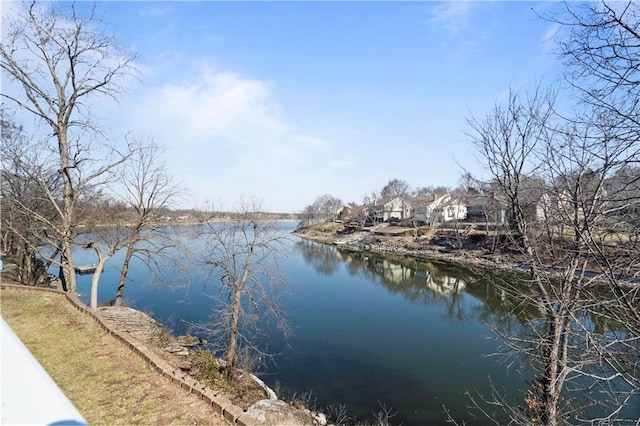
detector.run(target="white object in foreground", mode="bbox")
[1,317,88,425]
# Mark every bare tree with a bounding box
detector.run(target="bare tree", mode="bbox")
[361,191,378,207]
[110,137,184,306]
[467,84,640,424]
[298,203,320,228]
[314,194,344,222]
[467,86,554,240]
[81,199,131,309]
[379,178,410,200]
[1,109,58,284]
[298,194,343,228]
[551,3,640,421]
[1,2,136,293]
[554,1,640,134]
[196,200,289,380]
[413,186,449,198]
[72,138,184,309]
[467,87,576,424]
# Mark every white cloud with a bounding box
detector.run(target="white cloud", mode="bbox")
[136,69,271,142]
[429,1,474,36]
[125,64,350,212]
[540,22,561,56]
[541,23,560,44]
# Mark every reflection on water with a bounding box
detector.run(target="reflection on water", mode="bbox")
[296,239,343,277]
[297,239,473,296]
[340,250,469,297]
[74,229,638,424]
[295,239,537,325]
[288,239,532,425]
[291,240,639,423]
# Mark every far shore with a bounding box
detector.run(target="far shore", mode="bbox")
[292,222,640,287]
[293,223,527,273]
[76,217,299,230]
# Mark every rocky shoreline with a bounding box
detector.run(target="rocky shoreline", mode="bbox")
[293,225,531,274]
[1,282,329,426]
[292,224,640,287]
[96,304,328,425]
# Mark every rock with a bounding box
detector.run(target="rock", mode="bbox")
[249,373,277,400]
[312,412,327,426]
[163,343,189,356]
[98,306,164,341]
[245,399,315,426]
[174,335,206,347]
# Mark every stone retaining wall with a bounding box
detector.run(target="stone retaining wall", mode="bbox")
[1,284,260,426]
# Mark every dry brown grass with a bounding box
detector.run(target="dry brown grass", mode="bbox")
[309,221,344,233]
[1,287,225,425]
[189,350,267,410]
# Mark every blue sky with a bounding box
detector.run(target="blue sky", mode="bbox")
[5,1,567,213]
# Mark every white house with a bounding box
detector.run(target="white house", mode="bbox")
[440,198,467,222]
[383,197,413,221]
[414,194,467,224]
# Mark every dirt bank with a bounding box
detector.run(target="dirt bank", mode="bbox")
[293,223,639,287]
[293,223,531,274]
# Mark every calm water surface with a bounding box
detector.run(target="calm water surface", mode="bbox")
[73,222,532,425]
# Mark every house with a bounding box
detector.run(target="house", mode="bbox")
[413,194,466,224]
[337,203,365,222]
[383,197,413,222]
[362,204,384,223]
[414,194,447,224]
[465,194,507,223]
[336,205,352,221]
[535,192,553,221]
[440,198,467,222]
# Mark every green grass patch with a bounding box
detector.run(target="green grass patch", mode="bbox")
[1,287,225,425]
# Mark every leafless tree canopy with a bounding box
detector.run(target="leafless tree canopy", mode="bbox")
[1,108,59,284]
[299,194,343,227]
[1,2,136,123]
[379,178,411,200]
[466,64,640,426]
[1,2,137,293]
[194,201,290,380]
[555,1,640,127]
[75,138,184,309]
[108,137,185,307]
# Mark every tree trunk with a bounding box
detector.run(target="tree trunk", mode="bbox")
[87,242,108,309]
[60,237,77,293]
[114,240,136,306]
[59,128,77,294]
[225,245,255,379]
[541,314,563,426]
[225,286,243,378]
[453,219,462,249]
[18,244,28,283]
[90,257,108,309]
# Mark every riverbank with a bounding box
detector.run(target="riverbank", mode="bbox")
[1,284,326,426]
[293,222,639,286]
[293,222,531,274]
[1,285,227,425]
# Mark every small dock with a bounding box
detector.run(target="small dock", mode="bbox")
[75,265,97,275]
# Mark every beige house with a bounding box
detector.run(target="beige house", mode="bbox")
[383,197,413,221]
[440,198,467,222]
[414,194,467,224]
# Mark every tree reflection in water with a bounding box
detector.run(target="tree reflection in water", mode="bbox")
[293,239,639,422]
[295,239,343,277]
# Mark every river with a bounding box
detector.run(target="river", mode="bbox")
[70,222,634,424]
